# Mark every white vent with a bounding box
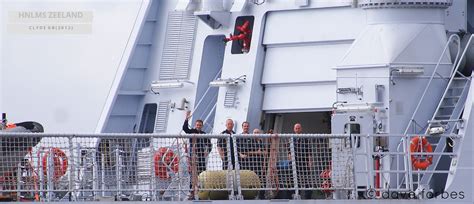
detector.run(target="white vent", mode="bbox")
[358,0,452,9]
[154,101,170,133]
[224,89,237,108]
[159,11,197,80]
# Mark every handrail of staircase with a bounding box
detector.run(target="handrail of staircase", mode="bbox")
[429,35,474,129]
[193,69,222,117]
[398,35,473,191]
[402,34,461,136]
[198,92,218,121]
[203,103,217,133]
[395,34,461,189]
[199,93,218,124]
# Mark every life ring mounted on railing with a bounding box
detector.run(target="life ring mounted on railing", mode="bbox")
[154,147,179,179]
[410,136,433,170]
[320,167,333,194]
[42,147,68,181]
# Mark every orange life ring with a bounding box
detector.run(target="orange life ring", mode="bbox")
[154,147,179,179]
[410,136,433,170]
[42,148,68,180]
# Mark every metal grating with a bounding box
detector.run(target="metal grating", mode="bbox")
[224,89,237,108]
[154,101,170,133]
[159,11,197,80]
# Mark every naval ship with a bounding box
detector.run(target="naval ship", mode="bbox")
[0,0,473,203]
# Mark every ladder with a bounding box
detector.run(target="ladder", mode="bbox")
[398,34,461,189]
[404,34,473,192]
[414,35,474,192]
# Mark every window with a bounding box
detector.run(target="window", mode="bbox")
[139,103,157,133]
[345,123,361,148]
[230,16,254,54]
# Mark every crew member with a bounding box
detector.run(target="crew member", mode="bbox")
[217,119,236,170]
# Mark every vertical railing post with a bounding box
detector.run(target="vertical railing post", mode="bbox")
[232,136,243,200]
[405,136,414,191]
[226,135,235,200]
[17,162,22,201]
[396,149,400,189]
[92,149,98,201]
[68,136,75,201]
[47,148,54,201]
[192,137,199,201]
[115,145,121,200]
[39,149,44,200]
[101,153,106,197]
[350,135,358,199]
[365,135,374,193]
[150,137,158,201]
[289,136,300,200]
[176,137,182,201]
[150,137,156,201]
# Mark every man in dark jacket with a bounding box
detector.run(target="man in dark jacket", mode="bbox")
[292,123,314,199]
[217,119,235,170]
[182,111,212,174]
[183,111,212,199]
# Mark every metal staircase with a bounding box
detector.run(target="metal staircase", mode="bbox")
[402,34,473,192]
[97,2,199,198]
[417,73,472,191]
[192,69,222,133]
[103,0,160,133]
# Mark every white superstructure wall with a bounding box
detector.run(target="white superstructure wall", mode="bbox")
[0,0,469,134]
[261,7,365,112]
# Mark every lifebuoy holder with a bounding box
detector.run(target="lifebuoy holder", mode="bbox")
[154,147,179,179]
[410,136,433,170]
[42,148,68,180]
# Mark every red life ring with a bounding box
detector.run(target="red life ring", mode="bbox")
[320,169,332,179]
[321,180,333,194]
[42,148,68,180]
[320,168,333,193]
[410,136,433,170]
[154,147,179,179]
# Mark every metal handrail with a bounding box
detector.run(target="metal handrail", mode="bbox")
[192,69,222,118]
[402,34,461,136]
[428,35,473,130]
[0,132,457,138]
[414,36,474,188]
[203,103,217,133]
[186,69,222,133]
[1,133,461,201]
[394,35,462,189]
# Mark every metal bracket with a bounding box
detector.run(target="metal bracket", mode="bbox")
[194,10,231,29]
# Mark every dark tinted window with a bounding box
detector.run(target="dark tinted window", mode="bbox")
[139,103,157,133]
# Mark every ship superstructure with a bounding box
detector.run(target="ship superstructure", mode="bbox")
[0,0,473,203]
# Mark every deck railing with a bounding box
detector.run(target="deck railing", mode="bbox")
[0,133,458,201]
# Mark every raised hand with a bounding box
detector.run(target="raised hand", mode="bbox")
[186,110,192,120]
